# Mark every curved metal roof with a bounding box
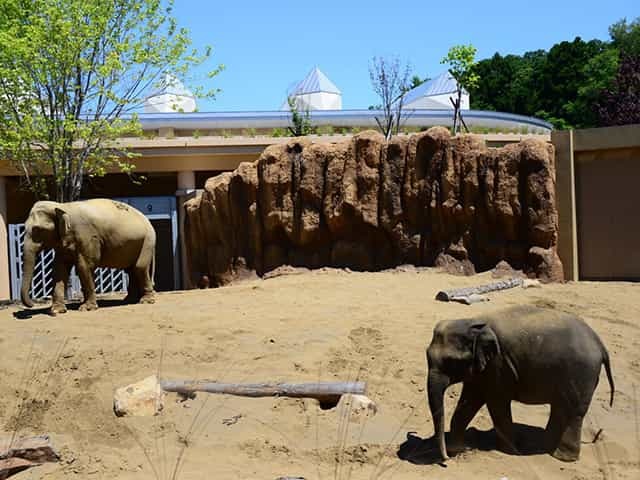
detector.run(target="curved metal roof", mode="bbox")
[133,109,552,132]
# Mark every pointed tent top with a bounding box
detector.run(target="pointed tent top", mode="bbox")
[402,71,465,105]
[148,73,195,99]
[289,67,341,96]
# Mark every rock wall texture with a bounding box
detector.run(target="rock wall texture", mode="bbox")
[184,128,563,287]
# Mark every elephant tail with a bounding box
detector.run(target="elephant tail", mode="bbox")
[151,248,156,289]
[602,347,615,407]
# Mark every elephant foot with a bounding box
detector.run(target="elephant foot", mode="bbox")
[139,293,156,304]
[123,294,138,305]
[50,304,67,315]
[551,446,579,462]
[78,301,98,312]
[496,436,519,455]
[447,442,467,457]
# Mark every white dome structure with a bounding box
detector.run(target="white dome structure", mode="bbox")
[144,73,197,113]
[281,67,342,111]
[402,71,469,110]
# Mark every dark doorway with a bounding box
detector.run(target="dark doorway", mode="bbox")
[151,219,175,291]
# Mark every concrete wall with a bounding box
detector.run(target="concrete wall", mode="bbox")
[552,124,640,281]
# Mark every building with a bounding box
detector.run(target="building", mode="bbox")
[402,71,469,110]
[0,108,553,302]
[281,67,342,111]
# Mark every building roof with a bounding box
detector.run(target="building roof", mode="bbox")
[289,67,341,96]
[146,73,195,99]
[402,71,465,105]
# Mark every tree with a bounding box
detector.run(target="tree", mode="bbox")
[286,96,313,136]
[609,17,640,56]
[596,54,640,126]
[441,45,479,134]
[368,56,411,140]
[0,0,222,202]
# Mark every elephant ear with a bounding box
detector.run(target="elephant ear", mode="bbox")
[470,323,501,373]
[54,208,71,241]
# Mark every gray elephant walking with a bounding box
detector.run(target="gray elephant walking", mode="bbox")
[21,199,156,314]
[426,305,614,462]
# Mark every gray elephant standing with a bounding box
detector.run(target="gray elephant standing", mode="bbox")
[426,305,614,462]
[21,199,156,314]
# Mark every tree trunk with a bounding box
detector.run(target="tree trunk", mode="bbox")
[427,370,450,461]
[160,380,366,407]
[435,278,524,302]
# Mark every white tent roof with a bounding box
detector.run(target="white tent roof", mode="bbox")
[281,67,342,110]
[144,73,197,113]
[402,71,469,110]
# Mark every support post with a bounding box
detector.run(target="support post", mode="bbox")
[0,176,10,300]
[551,130,579,281]
[176,171,196,289]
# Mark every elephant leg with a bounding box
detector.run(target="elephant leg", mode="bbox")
[548,385,594,462]
[135,237,155,304]
[50,261,71,315]
[449,383,485,455]
[124,269,140,303]
[487,398,517,454]
[76,256,98,311]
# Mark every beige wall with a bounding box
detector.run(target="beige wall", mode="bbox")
[552,124,640,281]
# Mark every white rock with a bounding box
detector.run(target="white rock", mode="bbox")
[522,279,542,289]
[338,394,377,416]
[114,375,165,417]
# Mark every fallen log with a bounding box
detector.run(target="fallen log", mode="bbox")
[435,277,524,303]
[160,380,366,408]
[114,375,369,416]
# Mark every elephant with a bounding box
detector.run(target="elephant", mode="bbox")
[21,199,156,314]
[426,305,614,462]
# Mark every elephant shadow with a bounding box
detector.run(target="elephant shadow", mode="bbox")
[397,424,547,465]
[12,298,130,320]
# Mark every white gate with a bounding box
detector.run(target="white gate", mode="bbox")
[8,196,177,301]
[9,223,128,301]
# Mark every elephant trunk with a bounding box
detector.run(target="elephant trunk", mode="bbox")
[20,237,41,308]
[428,370,450,461]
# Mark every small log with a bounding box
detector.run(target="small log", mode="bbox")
[160,380,366,408]
[436,277,524,302]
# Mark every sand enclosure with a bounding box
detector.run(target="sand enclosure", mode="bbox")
[1,268,639,479]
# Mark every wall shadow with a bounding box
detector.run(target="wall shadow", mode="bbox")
[397,424,547,466]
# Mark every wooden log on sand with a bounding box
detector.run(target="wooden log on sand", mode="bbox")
[160,380,366,408]
[435,277,524,304]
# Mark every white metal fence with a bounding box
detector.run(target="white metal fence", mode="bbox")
[8,223,128,301]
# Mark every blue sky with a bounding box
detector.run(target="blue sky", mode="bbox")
[170,0,637,112]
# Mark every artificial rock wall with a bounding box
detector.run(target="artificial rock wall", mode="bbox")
[184,128,563,286]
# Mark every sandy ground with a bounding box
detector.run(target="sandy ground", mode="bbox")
[1,267,639,480]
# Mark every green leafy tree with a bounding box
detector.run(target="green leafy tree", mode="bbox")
[441,44,479,134]
[596,54,640,126]
[609,17,640,56]
[286,96,313,136]
[0,0,222,202]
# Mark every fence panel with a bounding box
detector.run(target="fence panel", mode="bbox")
[8,223,128,301]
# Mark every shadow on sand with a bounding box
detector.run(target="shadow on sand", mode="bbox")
[12,298,130,320]
[397,424,547,466]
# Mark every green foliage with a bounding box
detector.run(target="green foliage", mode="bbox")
[609,17,640,56]
[287,96,313,136]
[243,128,257,137]
[192,129,201,139]
[0,0,222,201]
[469,18,639,129]
[441,44,479,134]
[316,125,334,136]
[271,128,286,137]
[441,45,480,91]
